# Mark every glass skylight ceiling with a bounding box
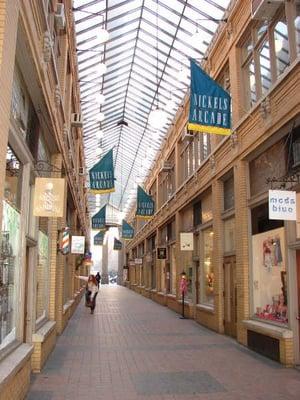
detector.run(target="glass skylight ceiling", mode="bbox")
[73,0,230,216]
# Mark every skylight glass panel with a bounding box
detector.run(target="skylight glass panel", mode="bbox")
[107,0,142,19]
[140,21,173,45]
[143,9,178,35]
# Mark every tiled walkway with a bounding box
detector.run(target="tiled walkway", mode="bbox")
[27,286,300,400]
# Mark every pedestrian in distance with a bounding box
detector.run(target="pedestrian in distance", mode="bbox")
[75,274,99,314]
[95,272,101,288]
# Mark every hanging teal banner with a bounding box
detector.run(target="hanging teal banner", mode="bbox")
[113,238,122,250]
[94,231,104,246]
[136,186,154,219]
[122,220,134,240]
[188,59,231,136]
[89,149,115,194]
[91,205,106,230]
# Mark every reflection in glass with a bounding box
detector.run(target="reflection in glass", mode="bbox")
[274,20,290,76]
[248,59,257,105]
[295,10,300,56]
[259,40,271,94]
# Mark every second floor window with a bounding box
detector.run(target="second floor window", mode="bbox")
[240,4,297,112]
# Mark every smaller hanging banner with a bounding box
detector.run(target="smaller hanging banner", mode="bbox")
[122,220,134,240]
[92,205,106,230]
[113,238,122,250]
[157,247,167,259]
[187,59,231,136]
[268,190,296,220]
[71,236,85,254]
[94,231,104,246]
[89,149,115,194]
[33,177,66,217]
[180,233,194,251]
[136,186,154,219]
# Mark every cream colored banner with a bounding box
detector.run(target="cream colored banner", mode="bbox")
[180,232,194,251]
[33,177,65,217]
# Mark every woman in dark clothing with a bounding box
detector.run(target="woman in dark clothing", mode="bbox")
[95,272,101,287]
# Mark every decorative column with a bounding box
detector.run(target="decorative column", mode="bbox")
[212,179,224,333]
[234,160,250,345]
[175,211,182,299]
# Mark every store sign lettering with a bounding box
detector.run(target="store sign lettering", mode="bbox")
[268,190,296,220]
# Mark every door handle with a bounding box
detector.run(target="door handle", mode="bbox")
[297,316,300,320]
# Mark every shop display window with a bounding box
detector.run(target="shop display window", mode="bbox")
[252,227,288,325]
[1,148,22,349]
[200,227,214,306]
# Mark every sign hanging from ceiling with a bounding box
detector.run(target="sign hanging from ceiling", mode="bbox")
[71,236,85,254]
[268,190,297,220]
[136,186,154,219]
[89,149,115,194]
[157,247,167,259]
[180,232,194,251]
[113,238,122,250]
[121,219,134,240]
[187,59,231,136]
[33,177,65,217]
[94,231,104,246]
[91,205,106,230]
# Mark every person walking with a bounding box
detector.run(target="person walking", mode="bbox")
[95,272,101,287]
[75,274,99,314]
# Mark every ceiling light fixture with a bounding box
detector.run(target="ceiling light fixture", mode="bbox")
[73,8,109,44]
[95,147,103,156]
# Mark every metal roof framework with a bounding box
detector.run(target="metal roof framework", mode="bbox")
[73,0,230,216]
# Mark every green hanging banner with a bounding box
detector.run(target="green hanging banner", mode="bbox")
[136,186,154,219]
[94,231,104,246]
[121,220,134,240]
[91,205,106,230]
[187,59,231,136]
[113,238,122,250]
[89,149,115,194]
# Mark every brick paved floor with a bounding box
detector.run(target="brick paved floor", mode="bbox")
[27,286,300,400]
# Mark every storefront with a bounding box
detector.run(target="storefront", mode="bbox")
[1,147,22,350]
[244,132,297,364]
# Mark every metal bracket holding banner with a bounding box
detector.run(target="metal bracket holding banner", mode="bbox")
[33,160,64,174]
[266,173,300,190]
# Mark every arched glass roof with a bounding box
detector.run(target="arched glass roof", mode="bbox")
[73,0,231,216]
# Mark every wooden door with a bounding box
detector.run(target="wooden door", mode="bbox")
[224,256,237,337]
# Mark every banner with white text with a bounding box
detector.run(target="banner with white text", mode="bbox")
[188,59,231,136]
